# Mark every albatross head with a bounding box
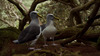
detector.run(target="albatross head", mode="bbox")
[30,11,42,19]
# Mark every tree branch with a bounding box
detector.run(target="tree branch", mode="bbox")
[68,0,95,27]
[15,0,29,13]
[0,19,13,27]
[8,0,26,16]
[61,1,100,46]
[77,2,100,39]
[76,19,100,28]
[28,0,47,13]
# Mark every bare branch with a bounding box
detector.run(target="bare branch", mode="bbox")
[0,19,13,27]
[15,0,29,13]
[8,0,26,16]
[61,1,100,46]
[28,0,47,13]
[68,0,95,27]
[76,20,100,28]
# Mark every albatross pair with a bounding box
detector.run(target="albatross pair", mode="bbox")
[13,11,58,47]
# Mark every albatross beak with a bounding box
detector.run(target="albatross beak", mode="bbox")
[37,13,42,18]
[54,16,60,20]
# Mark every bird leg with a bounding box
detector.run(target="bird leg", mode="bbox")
[29,40,41,50]
[29,34,41,50]
[30,40,41,50]
[52,37,58,46]
[28,40,36,50]
[43,37,48,47]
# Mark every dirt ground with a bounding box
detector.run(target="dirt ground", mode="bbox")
[0,40,100,56]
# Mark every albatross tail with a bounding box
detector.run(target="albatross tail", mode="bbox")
[13,40,19,44]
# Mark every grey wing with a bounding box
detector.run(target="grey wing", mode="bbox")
[18,25,40,43]
[18,26,30,41]
[13,26,30,44]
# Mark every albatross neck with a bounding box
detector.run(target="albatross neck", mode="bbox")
[46,20,54,26]
[30,17,39,25]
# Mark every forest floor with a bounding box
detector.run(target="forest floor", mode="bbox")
[0,40,100,56]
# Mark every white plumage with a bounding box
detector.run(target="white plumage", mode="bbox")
[42,14,57,46]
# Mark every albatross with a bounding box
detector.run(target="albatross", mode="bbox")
[42,14,59,46]
[13,11,42,47]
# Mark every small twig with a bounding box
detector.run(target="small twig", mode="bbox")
[0,19,13,27]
